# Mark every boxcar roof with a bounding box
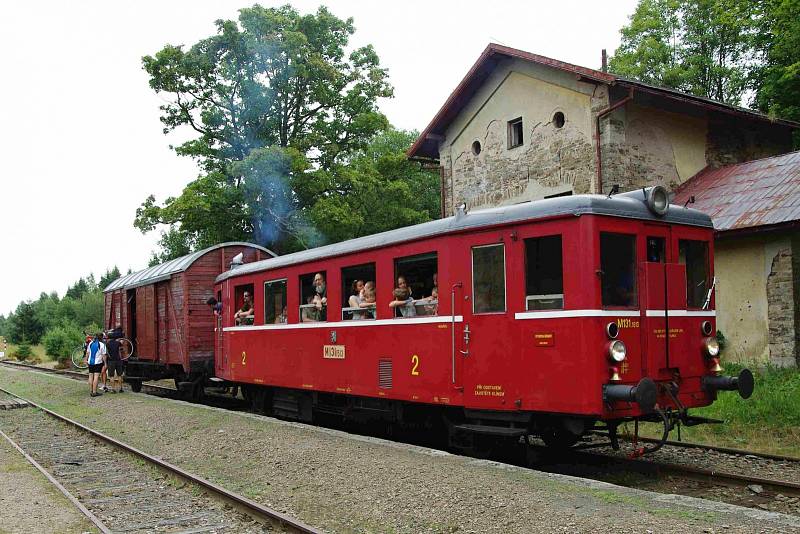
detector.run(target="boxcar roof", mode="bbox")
[217,190,713,283]
[104,242,275,293]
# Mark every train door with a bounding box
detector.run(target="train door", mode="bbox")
[156,283,168,363]
[215,282,229,374]
[638,226,682,379]
[462,236,511,408]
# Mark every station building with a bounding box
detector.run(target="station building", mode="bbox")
[409,43,800,367]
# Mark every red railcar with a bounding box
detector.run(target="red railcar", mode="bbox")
[103,242,273,392]
[213,188,752,449]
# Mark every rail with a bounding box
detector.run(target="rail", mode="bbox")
[0,385,323,533]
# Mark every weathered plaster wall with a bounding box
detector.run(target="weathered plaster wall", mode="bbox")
[715,234,797,366]
[440,58,602,214]
[600,103,708,193]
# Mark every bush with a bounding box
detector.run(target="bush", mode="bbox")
[42,323,83,365]
[12,342,33,361]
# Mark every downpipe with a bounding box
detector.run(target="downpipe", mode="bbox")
[702,368,755,399]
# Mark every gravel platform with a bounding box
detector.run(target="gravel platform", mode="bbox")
[1,366,798,533]
[0,422,98,533]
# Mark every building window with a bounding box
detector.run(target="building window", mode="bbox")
[553,111,565,128]
[234,284,255,325]
[342,263,376,320]
[679,240,710,309]
[525,235,563,310]
[393,252,438,317]
[472,244,506,313]
[264,279,287,324]
[300,271,327,322]
[507,117,523,149]
[600,233,637,308]
[471,140,482,155]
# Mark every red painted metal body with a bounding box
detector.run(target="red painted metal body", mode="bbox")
[214,213,718,422]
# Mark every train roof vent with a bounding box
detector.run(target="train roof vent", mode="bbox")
[379,359,393,389]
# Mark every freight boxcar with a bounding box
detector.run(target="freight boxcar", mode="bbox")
[103,242,273,393]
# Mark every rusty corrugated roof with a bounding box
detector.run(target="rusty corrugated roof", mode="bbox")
[673,151,800,233]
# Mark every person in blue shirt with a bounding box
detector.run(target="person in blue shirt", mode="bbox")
[84,333,107,397]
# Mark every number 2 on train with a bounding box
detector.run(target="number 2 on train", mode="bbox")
[411,354,420,376]
[241,351,247,366]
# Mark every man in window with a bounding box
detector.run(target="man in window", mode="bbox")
[234,291,254,325]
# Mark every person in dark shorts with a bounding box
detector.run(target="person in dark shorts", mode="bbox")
[105,334,124,393]
[85,333,106,397]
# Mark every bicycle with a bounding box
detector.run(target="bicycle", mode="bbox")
[71,335,134,370]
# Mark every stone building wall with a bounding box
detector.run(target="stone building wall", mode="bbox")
[706,115,794,168]
[766,246,797,367]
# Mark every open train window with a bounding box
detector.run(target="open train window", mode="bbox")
[525,235,563,310]
[233,284,255,325]
[264,279,287,325]
[472,244,506,314]
[393,252,438,317]
[600,233,637,308]
[341,263,376,320]
[299,271,327,322]
[679,240,709,309]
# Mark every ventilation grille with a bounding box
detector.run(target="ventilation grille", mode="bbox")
[378,359,392,389]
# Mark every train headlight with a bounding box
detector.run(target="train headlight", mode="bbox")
[607,340,627,362]
[606,322,619,339]
[646,185,669,216]
[701,321,713,336]
[703,337,720,357]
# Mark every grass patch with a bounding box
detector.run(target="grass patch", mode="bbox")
[638,363,800,457]
[649,508,718,522]
[0,338,49,364]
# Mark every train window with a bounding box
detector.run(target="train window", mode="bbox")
[264,279,287,325]
[341,263,376,320]
[233,284,255,325]
[647,236,666,263]
[472,244,506,314]
[679,240,709,308]
[393,252,438,317]
[299,271,327,322]
[600,233,637,308]
[524,235,563,310]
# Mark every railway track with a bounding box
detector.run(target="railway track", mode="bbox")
[3,360,799,517]
[0,385,321,533]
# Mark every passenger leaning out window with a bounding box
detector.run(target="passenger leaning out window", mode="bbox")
[389,275,416,317]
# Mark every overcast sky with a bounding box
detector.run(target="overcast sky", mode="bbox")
[0,0,638,315]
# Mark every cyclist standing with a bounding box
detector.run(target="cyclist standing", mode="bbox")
[85,333,106,397]
[105,334,124,393]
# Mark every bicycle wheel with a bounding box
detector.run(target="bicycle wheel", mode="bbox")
[119,338,134,361]
[71,346,88,370]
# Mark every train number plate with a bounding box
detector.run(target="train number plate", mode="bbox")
[323,345,346,359]
[533,332,555,347]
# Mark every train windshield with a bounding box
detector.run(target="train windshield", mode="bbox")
[524,235,563,310]
[600,233,637,308]
[679,240,710,308]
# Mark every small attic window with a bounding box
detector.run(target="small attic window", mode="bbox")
[471,140,482,155]
[553,111,565,129]
[507,117,523,149]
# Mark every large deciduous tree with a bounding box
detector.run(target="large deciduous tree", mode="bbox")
[135,4,396,257]
[753,0,800,132]
[609,0,759,105]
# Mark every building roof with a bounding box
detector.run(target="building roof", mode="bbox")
[104,242,275,292]
[408,43,800,160]
[218,190,712,283]
[673,151,800,234]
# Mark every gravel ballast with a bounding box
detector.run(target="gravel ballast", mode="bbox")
[1,366,798,533]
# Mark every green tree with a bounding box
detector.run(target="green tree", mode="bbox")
[8,301,43,344]
[0,314,7,338]
[136,4,393,258]
[609,0,759,104]
[753,0,800,135]
[65,278,89,300]
[99,266,121,290]
[42,321,83,365]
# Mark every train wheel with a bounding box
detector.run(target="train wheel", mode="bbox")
[129,380,142,393]
[539,425,580,449]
